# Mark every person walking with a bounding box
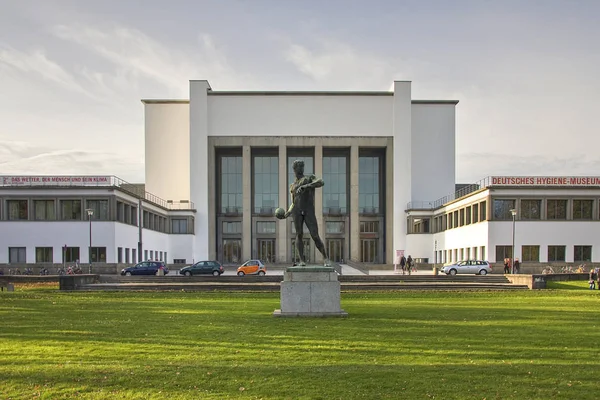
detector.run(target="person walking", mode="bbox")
[503,258,510,274]
[513,258,520,274]
[406,255,414,276]
[400,255,407,275]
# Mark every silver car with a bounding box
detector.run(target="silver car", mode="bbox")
[441,260,492,276]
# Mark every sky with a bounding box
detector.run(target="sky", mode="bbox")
[1,0,599,186]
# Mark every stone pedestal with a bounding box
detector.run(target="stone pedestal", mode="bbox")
[273,266,348,317]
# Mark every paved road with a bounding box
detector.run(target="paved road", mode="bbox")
[172,265,437,277]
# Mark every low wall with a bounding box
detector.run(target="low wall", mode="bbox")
[506,273,589,289]
[59,275,100,290]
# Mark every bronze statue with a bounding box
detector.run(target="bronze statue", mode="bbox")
[276,160,330,267]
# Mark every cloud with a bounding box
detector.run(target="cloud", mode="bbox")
[0,140,144,182]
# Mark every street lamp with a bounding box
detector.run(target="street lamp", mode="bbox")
[86,208,94,274]
[510,208,517,274]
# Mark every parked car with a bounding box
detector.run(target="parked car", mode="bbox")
[237,259,266,276]
[441,260,492,276]
[180,261,224,276]
[121,261,169,276]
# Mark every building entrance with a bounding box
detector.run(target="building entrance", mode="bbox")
[360,239,379,263]
[257,239,276,263]
[222,239,242,264]
[327,239,344,263]
[291,238,311,264]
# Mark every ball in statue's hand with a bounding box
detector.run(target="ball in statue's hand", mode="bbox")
[274,207,286,219]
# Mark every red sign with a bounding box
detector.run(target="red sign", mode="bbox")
[491,176,600,187]
[1,176,112,186]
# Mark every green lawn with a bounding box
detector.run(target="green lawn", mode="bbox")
[1,286,599,399]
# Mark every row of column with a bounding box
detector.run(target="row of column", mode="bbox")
[239,144,362,263]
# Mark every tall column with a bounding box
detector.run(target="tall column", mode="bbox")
[350,145,360,261]
[385,140,394,264]
[207,141,216,260]
[242,145,252,260]
[277,144,288,263]
[314,144,324,263]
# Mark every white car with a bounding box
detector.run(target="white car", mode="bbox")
[441,260,492,275]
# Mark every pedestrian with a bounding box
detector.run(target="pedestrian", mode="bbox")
[400,255,406,275]
[406,255,413,276]
[503,258,510,274]
[513,258,520,274]
[590,269,597,290]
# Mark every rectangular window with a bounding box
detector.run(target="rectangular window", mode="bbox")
[547,200,567,220]
[326,221,345,234]
[144,250,148,260]
[34,200,55,220]
[522,245,539,262]
[453,211,458,228]
[465,206,471,225]
[90,247,106,263]
[9,247,26,263]
[521,200,541,220]
[493,199,516,220]
[256,221,276,234]
[117,247,123,263]
[171,219,188,234]
[411,218,430,233]
[480,201,487,221]
[125,248,130,263]
[360,221,379,233]
[7,200,28,220]
[472,205,479,223]
[150,250,154,260]
[323,156,347,215]
[574,245,592,262]
[548,245,566,262]
[61,200,81,220]
[495,245,513,262]
[359,156,380,214]
[459,209,465,226]
[35,247,53,263]
[220,155,243,214]
[63,247,79,263]
[253,155,279,214]
[132,249,137,263]
[481,246,486,260]
[573,200,593,220]
[173,259,187,264]
[86,199,109,220]
[222,221,242,234]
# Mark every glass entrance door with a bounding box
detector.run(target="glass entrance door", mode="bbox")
[257,239,276,263]
[222,239,242,264]
[360,239,379,263]
[327,239,344,263]
[291,238,311,263]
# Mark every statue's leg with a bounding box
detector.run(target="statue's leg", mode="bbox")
[293,215,306,266]
[305,212,329,265]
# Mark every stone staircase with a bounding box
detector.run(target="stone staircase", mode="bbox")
[76,274,527,292]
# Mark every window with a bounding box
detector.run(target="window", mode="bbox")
[495,245,513,262]
[9,247,26,263]
[359,156,380,214]
[144,250,148,260]
[86,199,109,220]
[411,218,430,233]
[253,155,278,214]
[118,247,123,263]
[172,219,188,234]
[63,247,79,263]
[522,245,539,262]
[521,200,541,220]
[548,246,566,262]
[7,200,28,220]
[573,200,593,220]
[472,205,479,223]
[36,247,53,263]
[90,247,106,263]
[360,221,379,233]
[34,200,55,220]
[326,221,345,234]
[61,200,81,220]
[453,211,458,228]
[222,239,242,264]
[222,221,242,234]
[574,245,592,262]
[465,206,471,224]
[125,248,130,263]
[256,221,276,234]
[288,155,314,205]
[459,209,465,226]
[173,259,187,264]
[480,201,487,221]
[493,199,516,220]
[547,200,567,220]
[220,156,243,214]
[132,249,137,263]
[323,156,347,214]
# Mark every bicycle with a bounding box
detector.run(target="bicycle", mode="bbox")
[541,266,555,274]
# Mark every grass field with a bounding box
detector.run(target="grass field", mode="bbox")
[1,283,599,399]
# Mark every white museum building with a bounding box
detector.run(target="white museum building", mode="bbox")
[1,80,599,270]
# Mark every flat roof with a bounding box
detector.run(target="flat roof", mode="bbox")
[141,97,459,105]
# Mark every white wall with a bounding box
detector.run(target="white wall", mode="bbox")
[169,234,194,263]
[207,95,393,137]
[411,104,456,203]
[144,102,190,202]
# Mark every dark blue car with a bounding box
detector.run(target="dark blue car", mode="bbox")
[121,261,169,276]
